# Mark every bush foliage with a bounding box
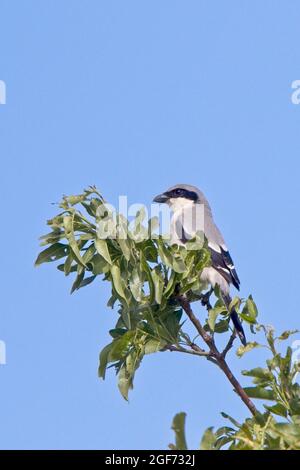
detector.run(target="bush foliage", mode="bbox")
[36,187,300,450]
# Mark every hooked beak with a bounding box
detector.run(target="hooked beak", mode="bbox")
[153,193,169,203]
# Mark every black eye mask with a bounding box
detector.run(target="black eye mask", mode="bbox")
[166,189,198,202]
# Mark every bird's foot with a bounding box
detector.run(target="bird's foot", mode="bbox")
[200,288,213,310]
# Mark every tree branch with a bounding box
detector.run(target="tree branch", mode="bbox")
[221,331,237,358]
[177,294,258,417]
[166,344,211,357]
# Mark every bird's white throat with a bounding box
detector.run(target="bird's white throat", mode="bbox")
[168,197,195,214]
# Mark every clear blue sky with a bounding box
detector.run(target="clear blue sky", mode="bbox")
[1,0,300,450]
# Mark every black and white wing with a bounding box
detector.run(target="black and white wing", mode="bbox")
[208,244,240,290]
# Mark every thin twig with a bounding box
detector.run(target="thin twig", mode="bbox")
[177,294,258,417]
[177,295,215,347]
[221,331,237,358]
[166,344,218,365]
[166,345,210,357]
[180,332,207,354]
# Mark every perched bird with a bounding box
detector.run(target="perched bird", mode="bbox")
[153,183,246,345]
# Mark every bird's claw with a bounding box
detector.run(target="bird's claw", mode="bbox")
[200,288,213,309]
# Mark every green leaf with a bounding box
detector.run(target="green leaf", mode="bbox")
[229,296,241,312]
[264,403,288,418]
[281,347,292,377]
[143,241,158,263]
[107,293,118,309]
[70,270,85,293]
[213,306,228,316]
[129,207,148,242]
[151,268,164,304]
[57,263,77,273]
[207,308,219,331]
[240,313,257,325]
[241,296,258,324]
[125,348,142,376]
[63,215,87,267]
[116,215,131,261]
[273,423,300,446]
[110,265,127,301]
[118,365,132,401]
[81,201,97,217]
[144,339,166,354]
[118,239,131,261]
[129,268,143,302]
[140,253,155,303]
[236,342,260,358]
[135,207,146,226]
[220,412,241,428]
[156,239,174,269]
[35,243,68,266]
[90,198,103,215]
[81,244,96,264]
[277,330,299,341]
[172,255,187,274]
[109,328,127,339]
[214,436,233,450]
[118,347,143,400]
[79,233,95,241]
[98,343,114,379]
[213,284,222,300]
[63,252,74,275]
[200,427,216,450]
[164,271,177,298]
[63,194,87,206]
[243,386,275,401]
[290,398,300,416]
[242,367,273,380]
[195,248,211,271]
[88,254,109,275]
[109,331,134,361]
[266,327,276,351]
[214,319,229,333]
[95,238,112,265]
[148,216,159,237]
[78,275,97,289]
[246,295,258,316]
[39,230,64,246]
[215,426,235,438]
[171,413,188,450]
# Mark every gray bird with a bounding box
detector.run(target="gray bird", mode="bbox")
[153,183,246,345]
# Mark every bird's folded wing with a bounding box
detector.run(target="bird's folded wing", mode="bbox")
[208,244,240,290]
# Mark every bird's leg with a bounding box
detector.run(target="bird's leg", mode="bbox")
[174,282,181,295]
[200,287,214,310]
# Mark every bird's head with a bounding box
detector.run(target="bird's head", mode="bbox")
[153,184,204,212]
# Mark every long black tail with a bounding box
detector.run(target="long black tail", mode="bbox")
[223,294,247,346]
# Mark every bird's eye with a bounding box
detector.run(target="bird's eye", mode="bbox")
[175,188,182,195]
